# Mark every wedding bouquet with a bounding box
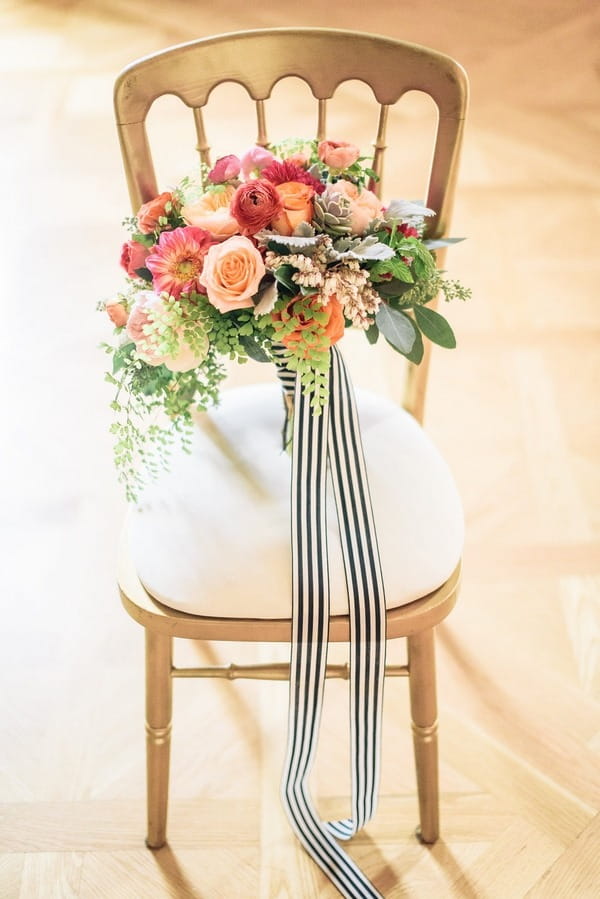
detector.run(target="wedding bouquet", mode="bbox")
[100,138,470,499]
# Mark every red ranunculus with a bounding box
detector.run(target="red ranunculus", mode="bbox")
[230,179,282,236]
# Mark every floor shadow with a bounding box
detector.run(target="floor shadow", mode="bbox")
[150,844,206,899]
[428,838,481,899]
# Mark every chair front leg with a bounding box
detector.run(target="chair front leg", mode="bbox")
[145,628,173,849]
[407,627,439,844]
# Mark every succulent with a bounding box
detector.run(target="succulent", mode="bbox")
[312,191,353,236]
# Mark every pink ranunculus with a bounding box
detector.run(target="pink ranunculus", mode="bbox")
[240,146,276,180]
[318,140,360,170]
[325,180,383,235]
[199,235,266,313]
[120,240,150,277]
[208,154,241,184]
[145,226,216,298]
[126,290,209,371]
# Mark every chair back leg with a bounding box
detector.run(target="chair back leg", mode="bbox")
[407,628,440,843]
[145,629,173,848]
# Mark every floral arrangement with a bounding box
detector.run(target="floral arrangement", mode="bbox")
[101,138,470,499]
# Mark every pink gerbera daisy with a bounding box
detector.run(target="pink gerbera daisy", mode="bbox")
[146,226,215,298]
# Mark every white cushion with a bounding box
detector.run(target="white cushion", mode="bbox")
[129,384,463,619]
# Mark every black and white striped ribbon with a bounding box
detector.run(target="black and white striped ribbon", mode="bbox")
[278,346,387,899]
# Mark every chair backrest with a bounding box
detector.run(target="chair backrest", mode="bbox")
[114,28,468,420]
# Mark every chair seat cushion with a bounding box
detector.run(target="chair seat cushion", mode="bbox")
[128,383,464,619]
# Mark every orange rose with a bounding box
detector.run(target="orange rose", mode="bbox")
[181,190,239,241]
[199,235,266,313]
[271,181,315,236]
[136,191,176,234]
[277,295,345,356]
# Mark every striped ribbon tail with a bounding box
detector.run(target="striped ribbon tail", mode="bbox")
[280,348,387,899]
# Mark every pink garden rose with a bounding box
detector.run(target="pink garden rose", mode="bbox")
[325,180,383,235]
[120,239,150,277]
[126,290,208,371]
[199,235,266,313]
[181,186,239,241]
[208,154,241,184]
[318,140,360,170]
[146,226,216,298]
[240,145,275,179]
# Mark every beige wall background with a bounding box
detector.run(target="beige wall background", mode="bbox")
[1,1,599,896]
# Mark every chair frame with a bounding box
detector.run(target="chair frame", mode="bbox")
[114,27,468,854]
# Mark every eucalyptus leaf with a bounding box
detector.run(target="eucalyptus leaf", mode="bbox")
[375,304,416,354]
[414,305,456,348]
[423,237,465,250]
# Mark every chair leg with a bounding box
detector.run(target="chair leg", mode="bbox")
[407,627,439,844]
[144,629,173,849]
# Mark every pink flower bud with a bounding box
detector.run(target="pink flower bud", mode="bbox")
[240,146,275,180]
[207,155,241,184]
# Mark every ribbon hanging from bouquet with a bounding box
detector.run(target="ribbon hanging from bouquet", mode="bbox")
[277,346,387,899]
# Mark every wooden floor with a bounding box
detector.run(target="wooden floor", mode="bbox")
[1,0,599,896]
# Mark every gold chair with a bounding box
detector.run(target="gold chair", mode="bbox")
[114,27,468,859]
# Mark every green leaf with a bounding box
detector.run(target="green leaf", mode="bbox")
[414,305,456,348]
[404,320,424,364]
[365,323,379,345]
[134,266,153,282]
[375,304,415,354]
[274,264,297,294]
[239,335,271,363]
[375,278,415,299]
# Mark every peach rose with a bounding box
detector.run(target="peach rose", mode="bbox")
[199,235,266,313]
[126,291,208,371]
[318,140,360,170]
[325,180,383,235]
[136,192,176,234]
[105,298,129,327]
[276,295,345,356]
[271,181,315,236]
[181,189,239,241]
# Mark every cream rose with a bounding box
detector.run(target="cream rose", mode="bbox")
[325,180,383,235]
[199,235,266,313]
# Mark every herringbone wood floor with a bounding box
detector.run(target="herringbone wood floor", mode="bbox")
[1,1,599,896]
